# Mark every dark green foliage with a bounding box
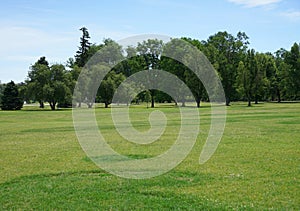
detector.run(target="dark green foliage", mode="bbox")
[43,64,71,110]
[26,57,72,110]
[75,27,91,67]
[136,39,164,108]
[155,91,173,103]
[0,82,5,106]
[17,28,300,108]
[284,43,300,99]
[97,71,126,108]
[36,56,49,66]
[26,56,51,108]
[0,81,23,110]
[204,31,249,105]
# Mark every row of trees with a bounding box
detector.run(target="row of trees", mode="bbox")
[1,27,299,110]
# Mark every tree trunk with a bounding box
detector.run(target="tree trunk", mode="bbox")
[49,101,56,110]
[196,100,200,108]
[78,102,81,107]
[151,93,154,108]
[277,89,281,103]
[87,103,93,108]
[105,102,108,108]
[255,95,258,104]
[39,101,44,108]
[181,100,186,107]
[226,97,230,106]
[248,99,251,107]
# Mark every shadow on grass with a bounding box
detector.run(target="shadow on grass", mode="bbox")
[22,126,75,133]
[21,108,72,112]
[0,169,226,210]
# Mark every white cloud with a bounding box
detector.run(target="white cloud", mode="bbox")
[228,0,281,8]
[0,23,78,82]
[280,11,300,21]
[0,25,76,56]
[0,22,138,83]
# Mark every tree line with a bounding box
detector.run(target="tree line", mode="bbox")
[1,27,299,110]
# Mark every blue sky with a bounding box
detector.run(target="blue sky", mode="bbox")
[0,0,299,83]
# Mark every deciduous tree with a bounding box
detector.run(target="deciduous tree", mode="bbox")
[136,39,164,107]
[26,56,50,108]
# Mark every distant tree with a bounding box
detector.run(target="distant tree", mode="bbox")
[87,44,103,60]
[284,43,300,99]
[1,81,23,110]
[126,46,137,58]
[75,27,91,67]
[97,71,126,108]
[181,37,205,51]
[262,53,278,102]
[155,91,173,103]
[99,39,123,65]
[97,77,115,108]
[66,57,75,69]
[276,65,289,101]
[26,57,71,110]
[136,39,164,108]
[18,82,30,104]
[236,49,262,106]
[161,38,189,106]
[57,70,73,108]
[73,39,125,108]
[237,60,252,106]
[115,47,145,79]
[43,64,71,110]
[185,70,205,107]
[274,48,289,102]
[0,82,5,106]
[180,38,207,107]
[26,56,50,108]
[273,44,300,101]
[144,90,151,108]
[36,56,49,66]
[253,52,269,104]
[204,31,249,106]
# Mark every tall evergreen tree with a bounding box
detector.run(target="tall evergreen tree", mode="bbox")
[75,27,91,67]
[1,81,23,110]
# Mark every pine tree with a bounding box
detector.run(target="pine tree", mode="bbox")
[75,27,91,67]
[1,81,23,110]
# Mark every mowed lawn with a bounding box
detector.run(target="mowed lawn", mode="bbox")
[0,102,299,210]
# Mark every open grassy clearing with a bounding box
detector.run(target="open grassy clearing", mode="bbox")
[0,102,299,209]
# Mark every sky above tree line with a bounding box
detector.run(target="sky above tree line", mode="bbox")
[0,0,299,83]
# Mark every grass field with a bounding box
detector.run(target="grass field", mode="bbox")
[0,102,299,210]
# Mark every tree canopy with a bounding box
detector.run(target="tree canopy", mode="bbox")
[3,27,299,110]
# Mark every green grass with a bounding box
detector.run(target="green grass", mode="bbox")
[0,102,299,210]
